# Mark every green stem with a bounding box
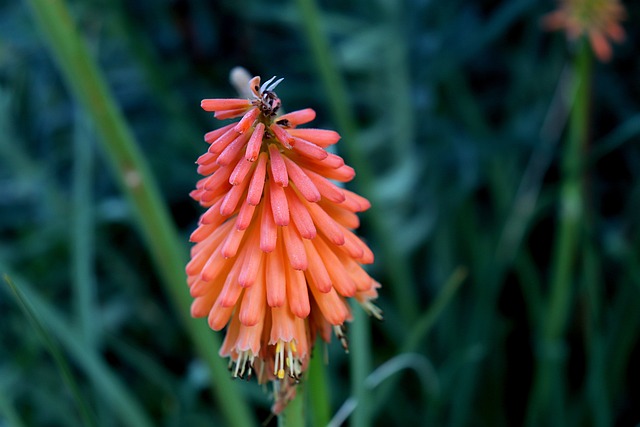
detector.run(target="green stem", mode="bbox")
[294,0,419,324]
[23,1,255,426]
[373,267,466,412]
[307,351,332,427]
[351,306,372,427]
[278,385,305,427]
[526,41,591,427]
[72,109,97,349]
[4,275,99,427]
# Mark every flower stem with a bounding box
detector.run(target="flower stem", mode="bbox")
[23,1,255,426]
[526,41,591,426]
[294,0,419,324]
[308,351,332,427]
[278,385,305,427]
[351,306,372,427]
[4,275,99,427]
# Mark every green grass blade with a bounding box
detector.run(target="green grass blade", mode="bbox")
[293,0,419,324]
[22,1,256,425]
[3,275,99,427]
[3,272,154,427]
[72,109,97,349]
[372,267,466,412]
[0,381,28,427]
[307,351,331,427]
[350,307,372,427]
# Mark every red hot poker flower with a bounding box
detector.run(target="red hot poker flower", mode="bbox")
[187,75,381,411]
[543,0,626,62]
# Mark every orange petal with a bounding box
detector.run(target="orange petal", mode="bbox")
[205,123,236,144]
[208,299,236,331]
[239,256,266,326]
[291,138,328,160]
[200,198,227,227]
[341,189,371,212]
[234,107,260,134]
[282,225,308,270]
[209,128,240,155]
[303,199,345,246]
[286,266,310,318]
[220,227,246,258]
[214,108,250,120]
[203,164,234,191]
[266,246,286,307]
[238,232,264,287]
[589,30,612,62]
[235,199,256,231]
[270,123,295,148]
[269,144,289,187]
[339,230,367,261]
[229,158,255,186]
[217,132,251,166]
[285,188,316,240]
[190,283,221,317]
[236,320,264,355]
[270,305,296,344]
[308,281,350,325]
[320,201,360,229]
[276,108,316,127]
[200,247,231,283]
[313,236,356,297]
[245,123,265,162]
[287,128,340,148]
[201,98,251,111]
[302,239,332,293]
[217,253,245,307]
[283,156,321,203]
[269,172,290,226]
[259,197,278,253]
[220,178,249,216]
[218,314,241,355]
[247,152,268,205]
[303,168,346,203]
[606,23,625,43]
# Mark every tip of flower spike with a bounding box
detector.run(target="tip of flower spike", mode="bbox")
[230,67,253,98]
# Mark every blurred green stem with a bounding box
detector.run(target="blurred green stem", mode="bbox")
[373,267,466,412]
[4,275,99,427]
[72,110,97,349]
[294,0,419,325]
[279,387,305,427]
[307,350,331,427]
[4,272,155,427]
[526,42,591,426]
[23,1,255,426]
[351,306,372,427]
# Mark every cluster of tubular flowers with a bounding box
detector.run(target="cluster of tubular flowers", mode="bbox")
[186,75,381,410]
[543,0,626,61]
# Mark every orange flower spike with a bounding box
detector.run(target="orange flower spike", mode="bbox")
[543,0,626,62]
[188,72,381,408]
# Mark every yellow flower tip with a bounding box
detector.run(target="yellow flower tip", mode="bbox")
[543,0,626,62]
[188,71,381,411]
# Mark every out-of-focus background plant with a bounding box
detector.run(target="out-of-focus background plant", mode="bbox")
[1,0,639,426]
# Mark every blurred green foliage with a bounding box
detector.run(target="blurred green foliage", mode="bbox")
[1,0,640,426]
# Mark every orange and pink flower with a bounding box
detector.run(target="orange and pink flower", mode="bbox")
[187,75,381,410]
[543,0,626,62]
